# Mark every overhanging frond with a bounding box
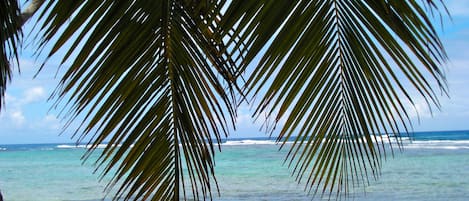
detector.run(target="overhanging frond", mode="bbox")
[222,0,447,197]
[37,1,235,200]
[0,0,21,110]
[30,0,449,200]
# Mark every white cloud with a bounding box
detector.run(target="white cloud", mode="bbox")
[5,93,16,103]
[41,114,61,130]
[0,86,49,129]
[9,110,26,126]
[236,106,263,129]
[22,86,46,104]
[0,93,25,127]
[233,102,292,138]
[236,112,252,125]
[412,100,433,119]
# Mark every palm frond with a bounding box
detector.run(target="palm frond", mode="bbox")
[222,0,447,196]
[0,0,21,109]
[32,0,448,199]
[37,0,235,200]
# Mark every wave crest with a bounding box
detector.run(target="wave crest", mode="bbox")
[223,140,278,146]
[403,140,469,150]
[56,144,111,149]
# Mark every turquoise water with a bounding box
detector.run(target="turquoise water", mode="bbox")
[1,130,469,200]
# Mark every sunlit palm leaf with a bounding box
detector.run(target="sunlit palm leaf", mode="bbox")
[0,0,21,109]
[222,0,446,197]
[37,1,235,200]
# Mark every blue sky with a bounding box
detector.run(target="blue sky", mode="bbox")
[1,1,469,144]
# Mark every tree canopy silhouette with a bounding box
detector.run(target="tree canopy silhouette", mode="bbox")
[1,0,447,200]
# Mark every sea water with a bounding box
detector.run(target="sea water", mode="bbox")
[1,130,469,201]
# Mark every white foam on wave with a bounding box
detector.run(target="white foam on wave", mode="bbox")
[56,144,115,149]
[406,140,469,144]
[53,139,469,150]
[219,136,410,146]
[403,140,469,150]
[0,147,6,151]
[56,145,76,149]
[219,138,469,150]
[223,140,277,146]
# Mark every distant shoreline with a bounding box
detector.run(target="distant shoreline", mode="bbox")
[1,129,469,146]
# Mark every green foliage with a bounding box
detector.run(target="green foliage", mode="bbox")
[37,1,237,200]
[1,0,447,200]
[222,0,447,196]
[0,0,21,109]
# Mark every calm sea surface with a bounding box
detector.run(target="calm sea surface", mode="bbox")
[1,130,469,201]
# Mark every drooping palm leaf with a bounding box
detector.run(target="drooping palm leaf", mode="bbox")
[31,0,449,200]
[222,0,446,197]
[0,0,21,109]
[36,0,236,200]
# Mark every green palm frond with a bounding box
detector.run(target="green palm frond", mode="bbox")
[37,1,235,200]
[0,0,21,109]
[29,0,448,200]
[222,0,446,196]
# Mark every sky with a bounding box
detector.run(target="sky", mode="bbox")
[1,1,469,144]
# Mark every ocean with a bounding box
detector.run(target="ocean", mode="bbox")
[1,130,469,201]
